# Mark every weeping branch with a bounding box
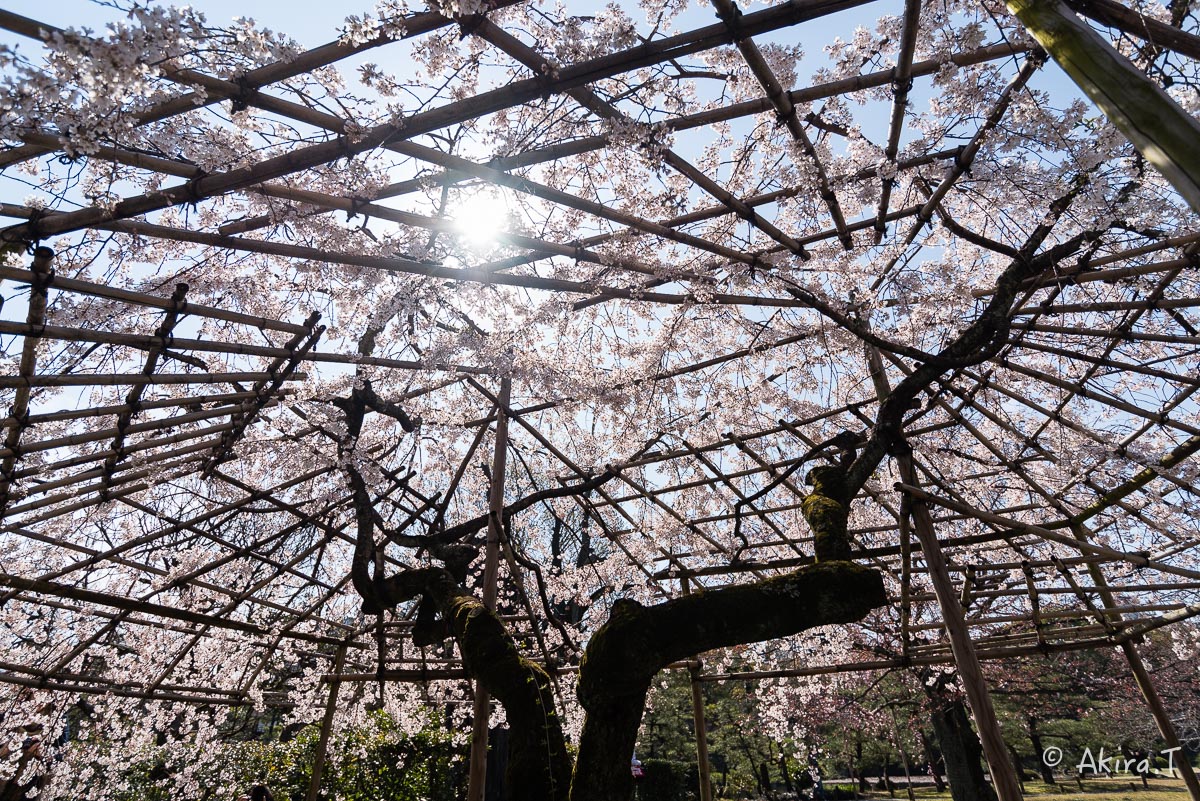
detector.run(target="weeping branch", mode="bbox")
[375,566,573,801]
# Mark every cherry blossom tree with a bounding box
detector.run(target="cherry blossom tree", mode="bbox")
[0,0,1199,800]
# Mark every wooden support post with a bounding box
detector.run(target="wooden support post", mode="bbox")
[681,578,714,801]
[306,645,347,801]
[1069,524,1200,801]
[1122,640,1200,799]
[1004,0,1200,213]
[467,376,511,801]
[896,455,1023,801]
[888,706,918,801]
[690,661,715,801]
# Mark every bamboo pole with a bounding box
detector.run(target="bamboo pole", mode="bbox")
[0,371,308,389]
[1012,320,1200,345]
[888,705,918,801]
[0,3,501,168]
[0,388,287,428]
[0,264,304,333]
[871,52,1045,287]
[203,311,323,475]
[0,571,342,645]
[709,0,850,249]
[895,483,1200,581]
[1068,525,1200,801]
[98,216,803,309]
[0,246,52,515]
[464,378,673,585]
[0,668,294,708]
[467,376,512,801]
[0,400,276,460]
[1004,0,1200,212]
[873,0,922,241]
[18,462,334,585]
[314,605,1200,686]
[306,645,347,801]
[480,17,813,258]
[10,430,229,486]
[996,359,1200,437]
[41,492,347,680]
[691,660,715,801]
[681,578,715,801]
[1064,0,1200,58]
[896,453,1024,801]
[1012,338,1200,389]
[99,283,188,489]
[1014,296,1200,315]
[950,366,1200,509]
[0,0,874,246]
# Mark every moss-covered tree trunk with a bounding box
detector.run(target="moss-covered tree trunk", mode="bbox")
[377,568,575,801]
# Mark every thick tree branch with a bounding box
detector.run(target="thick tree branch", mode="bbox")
[844,209,1098,498]
[570,561,887,801]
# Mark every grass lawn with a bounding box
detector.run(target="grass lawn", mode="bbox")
[823,777,1192,801]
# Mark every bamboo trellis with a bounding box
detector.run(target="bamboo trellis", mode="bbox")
[1,0,1200,798]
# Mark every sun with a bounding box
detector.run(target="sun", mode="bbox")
[453,191,510,247]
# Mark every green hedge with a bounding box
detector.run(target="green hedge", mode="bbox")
[638,758,698,801]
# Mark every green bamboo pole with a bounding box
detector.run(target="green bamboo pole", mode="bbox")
[1005,0,1200,213]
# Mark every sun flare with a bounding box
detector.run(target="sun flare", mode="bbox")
[453,191,510,247]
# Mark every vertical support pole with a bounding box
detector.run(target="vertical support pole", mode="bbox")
[1070,525,1200,801]
[896,454,1023,801]
[888,706,918,801]
[1120,640,1199,798]
[306,644,347,801]
[681,578,714,801]
[467,376,512,801]
[1003,0,1200,213]
[690,663,715,801]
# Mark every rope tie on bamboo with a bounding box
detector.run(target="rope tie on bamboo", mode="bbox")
[182,170,208,211]
[715,3,745,42]
[20,210,49,250]
[6,403,28,428]
[746,253,766,280]
[168,282,189,313]
[230,74,254,113]
[347,195,369,223]
[28,247,54,288]
[455,11,487,39]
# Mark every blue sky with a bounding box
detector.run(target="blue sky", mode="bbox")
[2,0,354,48]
